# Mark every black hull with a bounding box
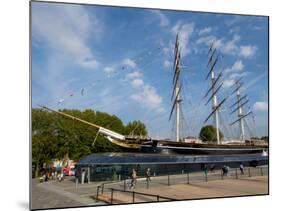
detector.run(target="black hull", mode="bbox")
[140,145,266,155]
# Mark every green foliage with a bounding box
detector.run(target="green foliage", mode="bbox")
[199,125,224,143]
[260,136,269,142]
[32,108,147,175]
[124,120,148,137]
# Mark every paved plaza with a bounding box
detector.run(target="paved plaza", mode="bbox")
[31,167,268,209]
[31,178,105,210]
[99,176,268,204]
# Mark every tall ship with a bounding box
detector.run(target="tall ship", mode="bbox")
[41,33,268,155]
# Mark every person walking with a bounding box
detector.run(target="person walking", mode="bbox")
[130,169,137,189]
[146,168,151,182]
[210,164,216,172]
[222,165,229,176]
[44,172,48,182]
[239,163,244,175]
[203,165,208,176]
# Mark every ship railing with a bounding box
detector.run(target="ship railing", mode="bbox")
[125,135,150,140]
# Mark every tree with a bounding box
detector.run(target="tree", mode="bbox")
[32,109,57,177]
[32,107,147,175]
[199,125,224,143]
[260,136,269,142]
[124,120,148,137]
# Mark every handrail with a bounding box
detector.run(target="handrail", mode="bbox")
[109,188,177,201]
[110,188,178,201]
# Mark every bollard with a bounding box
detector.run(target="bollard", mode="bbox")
[110,189,114,204]
[248,168,251,177]
[146,179,149,189]
[205,172,208,182]
[221,169,224,180]
[132,191,135,203]
[187,172,190,184]
[124,179,126,191]
[168,174,170,186]
[235,168,238,179]
[75,178,78,189]
[96,186,100,200]
[88,167,91,184]
[182,170,184,174]
[118,174,121,181]
[260,167,264,176]
[101,183,104,194]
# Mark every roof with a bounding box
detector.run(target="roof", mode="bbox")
[76,152,268,166]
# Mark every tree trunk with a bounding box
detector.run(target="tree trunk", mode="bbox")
[35,162,39,178]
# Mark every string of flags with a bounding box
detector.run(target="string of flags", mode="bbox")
[44,80,101,107]
[45,45,166,107]
[120,45,164,71]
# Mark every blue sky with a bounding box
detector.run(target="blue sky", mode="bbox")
[32,2,268,140]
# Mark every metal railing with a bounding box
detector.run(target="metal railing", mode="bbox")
[163,166,268,185]
[97,187,177,204]
[95,166,268,204]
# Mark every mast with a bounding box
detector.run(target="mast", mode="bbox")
[204,42,226,144]
[229,79,252,142]
[237,88,245,142]
[212,70,220,144]
[169,33,182,142]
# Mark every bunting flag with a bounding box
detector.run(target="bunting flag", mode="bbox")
[58,99,64,104]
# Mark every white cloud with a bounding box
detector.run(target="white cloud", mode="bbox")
[131,78,144,88]
[196,35,216,45]
[171,22,194,56]
[164,60,172,69]
[32,3,100,70]
[195,33,257,60]
[239,45,257,58]
[223,79,235,88]
[125,70,162,110]
[229,71,250,79]
[213,39,224,49]
[163,46,172,56]
[253,102,268,111]
[171,21,182,35]
[126,71,143,80]
[225,60,244,73]
[123,58,137,68]
[223,60,245,87]
[131,85,162,109]
[232,60,244,71]
[125,70,162,109]
[221,34,240,55]
[79,59,99,69]
[104,66,116,74]
[151,10,169,27]
[198,27,212,36]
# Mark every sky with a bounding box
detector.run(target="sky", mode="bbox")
[31,1,269,140]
